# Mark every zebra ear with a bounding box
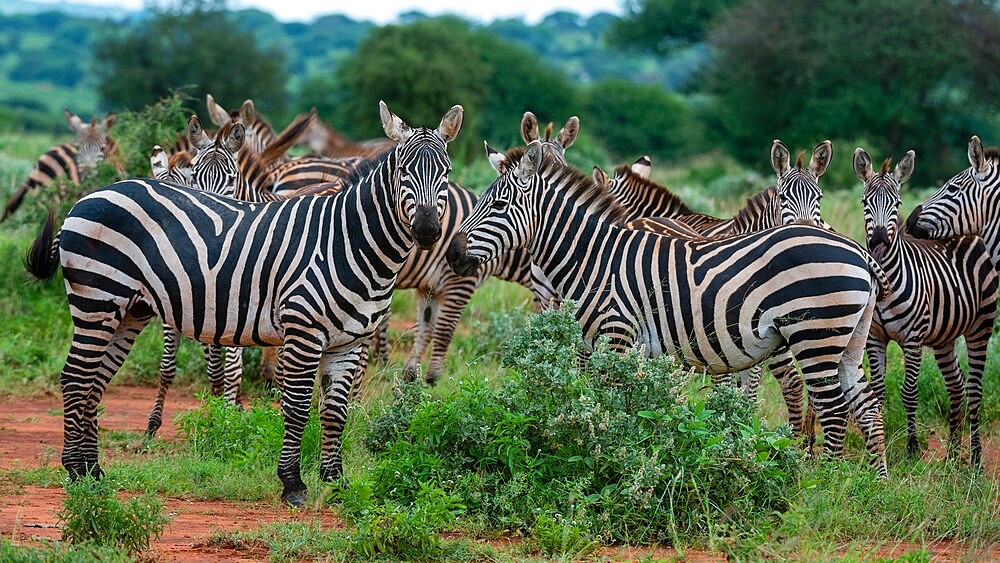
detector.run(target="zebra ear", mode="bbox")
[101,112,117,130]
[64,108,85,132]
[969,135,986,173]
[225,123,246,153]
[206,94,230,127]
[556,116,580,149]
[593,165,609,187]
[485,141,508,175]
[150,145,169,180]
[895,150,916,185]
[437,104,464,143]
[239,99,256,126]
[853,147,873,182]
[516,140,543,182]
[188,115,211,150]
[379,100,413,143]
[809,140,833,177]
[631,155,652,179]
[771,139,790,177]
[520,111,539,143]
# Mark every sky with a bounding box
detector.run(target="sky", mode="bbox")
[32,0,624,23]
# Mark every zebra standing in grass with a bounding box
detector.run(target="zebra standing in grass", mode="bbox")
[2,109,123,222]
[26,101,463,506]
[449,141,888,476]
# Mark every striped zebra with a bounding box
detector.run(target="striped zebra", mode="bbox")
[24,101,464,506]
[168,95,280,159]
[448,141,887,476]
[299,114,397,158]
[270,156,368,197]
[2,109,123,222]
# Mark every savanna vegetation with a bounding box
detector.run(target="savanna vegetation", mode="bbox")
[0,0,999,559]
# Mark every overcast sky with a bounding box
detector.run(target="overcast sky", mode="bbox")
[35,0,624,23]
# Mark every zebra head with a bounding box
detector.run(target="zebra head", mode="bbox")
[380,101,464,250]
[906,136,999,243]
[188,115,245,196]
[205,94,272,155]
[520,111,580,163]
[855,148,916,261]
[65,108,116,171]
[149,145,193,186]
[771,139,831,226]
[448,141,545,277]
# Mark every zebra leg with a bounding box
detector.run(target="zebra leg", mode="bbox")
[350,338,371,402]
[221,346,244,407]
[964,316,993,467]
[276,335,324,507]
[736,365,762,403]
[403,292,437,382]
[203,344,225,396]
[62,303,151,480]
[932,343,966,460]
[901,342,924,457]
[371,316,390,366]
[866,335,888,402]
[260,346,279,384]
[424,276,478,385]
[318,344,364,483]
[837,298,887,478]
[770,351,811,443]
[784,334,851,457]
[147,325,179,437]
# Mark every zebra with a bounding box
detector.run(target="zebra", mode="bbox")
[299,114,397,159]
[168,94,281,160]
[3,109,123,222]
[26,101,463,506]
[270,156,369,197]
[906,135,1000,266]
[859,148,996,463]
[448,141,888,476]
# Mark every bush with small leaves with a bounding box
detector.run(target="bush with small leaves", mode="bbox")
[57,475,168,555]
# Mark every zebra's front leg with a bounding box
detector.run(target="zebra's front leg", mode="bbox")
[769,351,813,448]
[318,344,364,483]
[404,293,437,382]
[901,343,924,457]
[221,346,244,407]
[425,277,478,385]
[147,325,179,437]
[276,335,324,507]
[203,344,224,396]
[865,335,888,402]
[932,344,966,459]
[371,316,390,366]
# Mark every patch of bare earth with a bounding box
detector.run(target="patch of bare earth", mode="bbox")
[0,385,342,561]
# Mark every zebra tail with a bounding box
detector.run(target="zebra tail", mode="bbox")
[25,207,60,280]
[866,255,891,299]
[259,107,318,169]
[1,183,30,222]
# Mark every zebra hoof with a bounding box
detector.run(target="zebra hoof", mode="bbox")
[282,489,308,508]
[145,421,161,438]
[425,373,439,387]
[319,466,343,483]
[403,366,419,383]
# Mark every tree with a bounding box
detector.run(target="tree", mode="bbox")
[94,0,288,119]
[607,0,743,54]
[704,0,1000,184]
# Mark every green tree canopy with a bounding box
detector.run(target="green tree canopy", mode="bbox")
[607,0,743,54]
[94,0,288,119]
[704,0,1000,184]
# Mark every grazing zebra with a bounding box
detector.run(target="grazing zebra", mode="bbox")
[299,114,397,158]
[907,135,1000,265]
[3,109,123,222]
[26,101,463,506]
[448,141,887,476]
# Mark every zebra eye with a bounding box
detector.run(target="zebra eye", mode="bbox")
[491,199,509,211]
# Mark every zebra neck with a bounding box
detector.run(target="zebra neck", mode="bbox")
[334,154,411,270]
[874,235,907,283]
[731,188,779,234]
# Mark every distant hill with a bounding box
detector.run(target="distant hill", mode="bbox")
[0,5,704,130]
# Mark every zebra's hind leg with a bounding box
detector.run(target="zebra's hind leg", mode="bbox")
[203,344,224,396]
[964,315,993,467]
[769,352,814,449]
[403,292,437,383]
[371,317,390,366]
[62,301,151,480]
[424,276,478,385]
[932,343,966,460]
[736,365,762,403]
[318,344,365,483]
[221,347,244,407]
[275,335,324,507]
[838,300,887,479]
[147,325,179,437]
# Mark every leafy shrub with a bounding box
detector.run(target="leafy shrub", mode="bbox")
[360,304,802,548]
[57,475,168,555]
[176,394,321,472]
[468,307,529,359]
[112,91,190,179]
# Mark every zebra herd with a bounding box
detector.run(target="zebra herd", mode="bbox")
[10,97,999,506]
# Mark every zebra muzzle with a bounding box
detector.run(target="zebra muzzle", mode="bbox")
[903,204,930,238]
[446,232,480,277]
[412,204,442,249]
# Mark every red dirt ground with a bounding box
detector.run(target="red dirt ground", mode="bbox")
[0,386,996,561]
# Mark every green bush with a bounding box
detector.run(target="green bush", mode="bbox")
[57,475,168,555]
[359,304,802,548]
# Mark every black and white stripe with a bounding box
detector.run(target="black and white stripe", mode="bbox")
[448,141,888,476]
[859,148,997,465]
[27,102,464,506]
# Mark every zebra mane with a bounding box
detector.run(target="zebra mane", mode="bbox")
[733,186,778,224]
[880,158,891,175]
[795,152,804,169]
[612,163,694,215]
[336,147,394,189]
[503,146,628,226]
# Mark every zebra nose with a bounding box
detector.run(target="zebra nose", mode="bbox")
[446,232,479,277]
[412,204,442,249]
[904,204,927,237]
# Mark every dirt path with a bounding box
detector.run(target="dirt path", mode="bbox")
[0,385,341,561]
